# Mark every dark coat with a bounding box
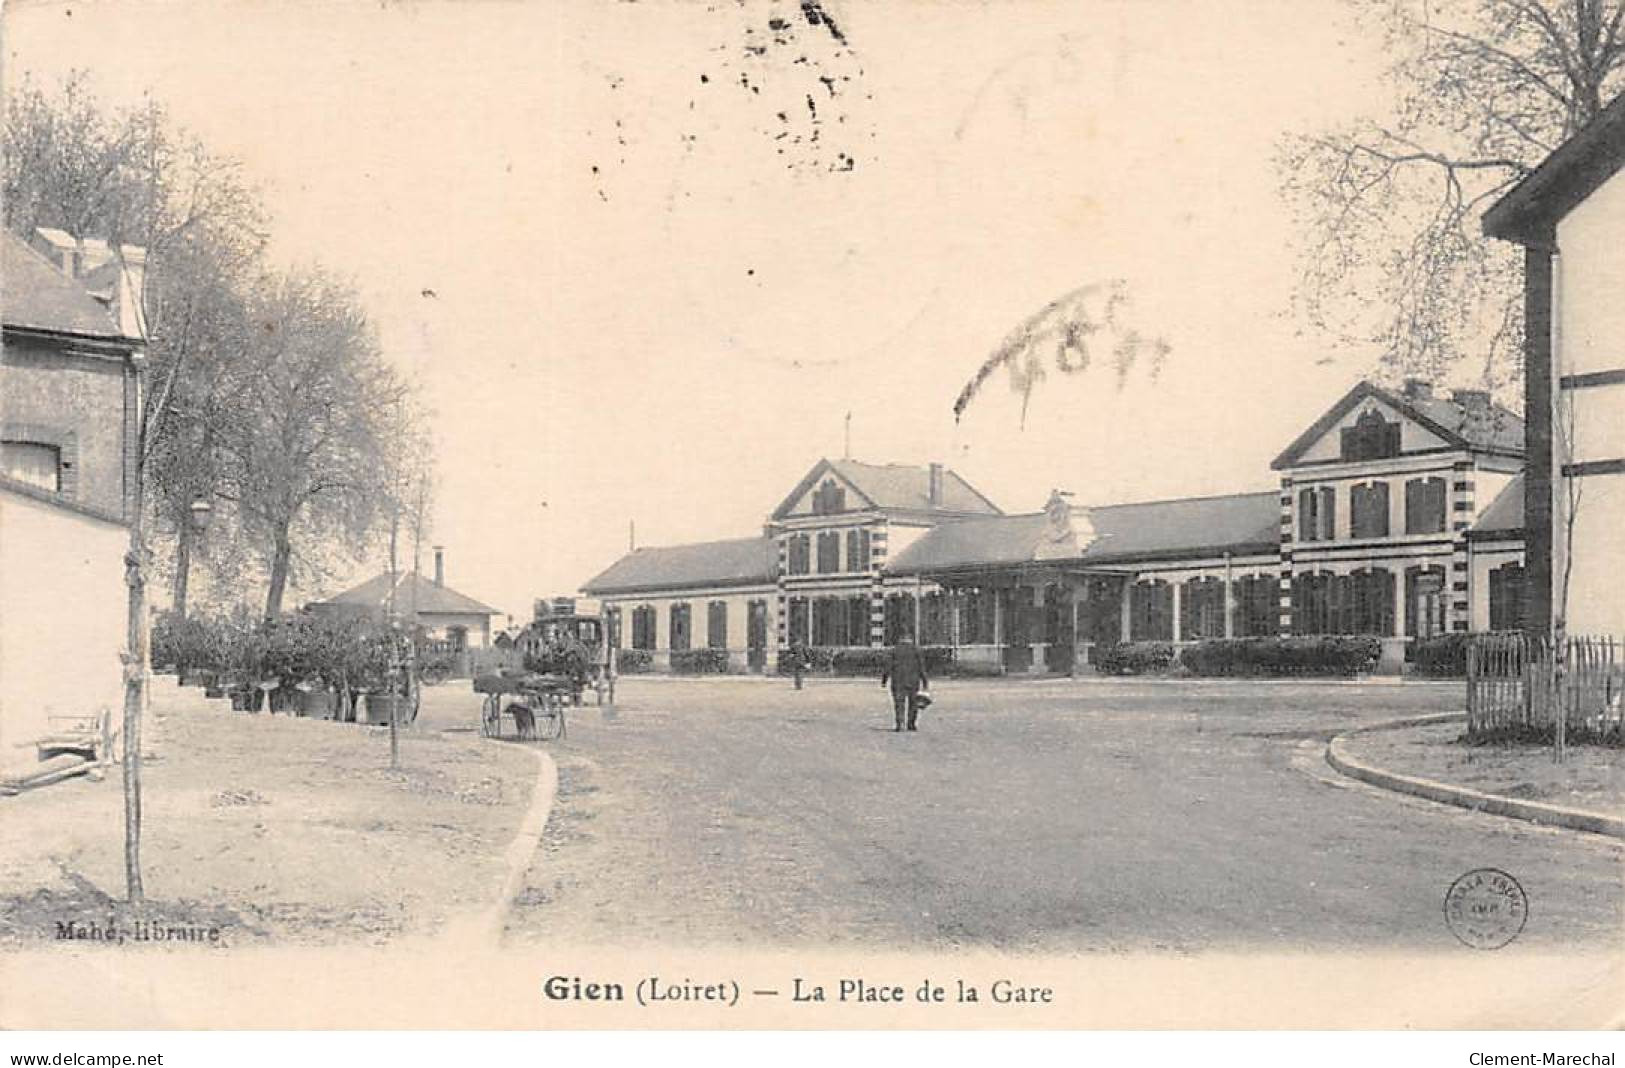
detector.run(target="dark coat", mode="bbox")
[881,642,928,694]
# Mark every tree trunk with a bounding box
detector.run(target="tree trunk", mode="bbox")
[264,528,292,620]
[172,522,192,618]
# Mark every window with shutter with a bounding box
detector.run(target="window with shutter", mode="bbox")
[1489,562,1526,631]
[1404,477,1447,534]
[787,533,811,575]
[670,603,692,652]
[1351,481,1390,538]
[845,528,872,573]
[1299,488,1315,541]
[707,601,728,649]
[1318,487,1337,540]
[632,605,657,650]
[816,530,841,573]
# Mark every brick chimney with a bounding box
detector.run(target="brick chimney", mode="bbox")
[433,545,445,587]
[927,462,944,508]
[1401,378,1433,400]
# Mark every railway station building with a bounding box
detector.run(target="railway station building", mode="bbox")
[580,379,1529,674]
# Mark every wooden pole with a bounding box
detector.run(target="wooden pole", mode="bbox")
[388,505,400,770]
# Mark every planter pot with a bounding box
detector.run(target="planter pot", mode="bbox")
[229,689,259,712]
[267,686,302,714]
[296,688,336,719]
[363,693,409,725]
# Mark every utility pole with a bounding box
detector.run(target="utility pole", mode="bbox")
[387,504,401,770]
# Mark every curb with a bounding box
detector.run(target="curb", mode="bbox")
[1325,713,1625,840]
[440,739,558,946]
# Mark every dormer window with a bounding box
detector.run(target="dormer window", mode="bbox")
[811,478,847,515]
[1340,408,1400,462]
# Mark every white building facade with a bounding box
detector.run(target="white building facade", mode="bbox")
[581,382,1530,674]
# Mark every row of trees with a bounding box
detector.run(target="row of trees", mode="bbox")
[4,72,432,620]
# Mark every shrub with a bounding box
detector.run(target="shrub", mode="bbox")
[1093,642,1177,675]
[1177,636,1382,677]
[617,648,653,673]
[526,635,594,684]
[671,647,731,674]
[830,648,889,676]
[1409,632,1473,677]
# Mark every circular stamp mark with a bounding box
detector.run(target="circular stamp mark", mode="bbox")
[1443,868,1528,950]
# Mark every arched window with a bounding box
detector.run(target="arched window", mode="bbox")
[811,478,847,515]
[1180,576,1226,639]
[1404,566,1447,638]
[1341,408,1400,461]
[1130,579,1174,641]
[1348,568,1394,636]
[1231,575,1278,637]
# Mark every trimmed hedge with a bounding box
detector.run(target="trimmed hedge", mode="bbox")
[777,645,981,677]
[671,647,731,674]
[1092,642,1177,676]
[1408,632,1472,677]
[1177,636,1382,677]
[616,648,653,674]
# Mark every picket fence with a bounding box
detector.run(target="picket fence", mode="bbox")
[1466,633,1622,748]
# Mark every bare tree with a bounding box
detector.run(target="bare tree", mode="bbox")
[5,73,267,904]
[214,267,414,620]
[5,72,269,618]
[1280,0,1625,385]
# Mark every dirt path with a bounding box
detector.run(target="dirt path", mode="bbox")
[0,690,539,949]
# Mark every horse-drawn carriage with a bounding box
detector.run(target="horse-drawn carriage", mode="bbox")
[471,604,615,741]
[472,671,572,740]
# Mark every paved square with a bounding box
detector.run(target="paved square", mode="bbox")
[423,678,1623,952]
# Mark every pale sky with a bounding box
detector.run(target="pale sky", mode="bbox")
[7,0,1417,621]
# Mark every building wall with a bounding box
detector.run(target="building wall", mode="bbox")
[1555,166,1625,638]
[1,334,135,520]
[1295,396,1451,464]
[419,612,492,648]
[1281,443,1487,636]
[601,585,777,671]
[0,486,128,776]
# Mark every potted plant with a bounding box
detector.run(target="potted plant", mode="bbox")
[359,623,411,725]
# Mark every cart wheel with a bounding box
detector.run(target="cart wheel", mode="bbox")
[536,694,565,741]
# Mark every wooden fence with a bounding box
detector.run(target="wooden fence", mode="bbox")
[1467,633,1622,743]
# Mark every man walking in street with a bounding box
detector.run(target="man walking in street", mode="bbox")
[880,634,929,732]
